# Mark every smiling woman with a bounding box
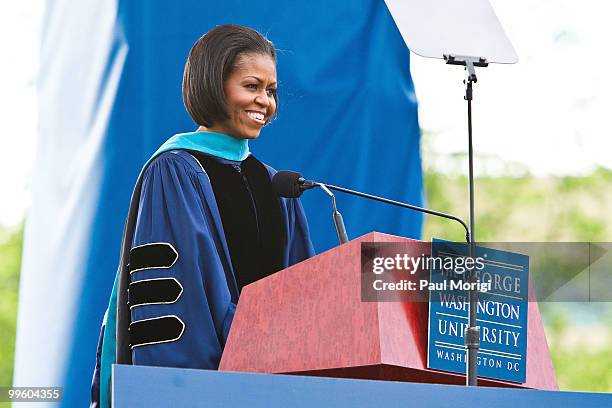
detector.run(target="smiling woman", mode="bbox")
[89,25,315,408]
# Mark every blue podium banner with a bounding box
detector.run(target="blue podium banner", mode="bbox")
[113,365,611,408]
[427,239,529,383]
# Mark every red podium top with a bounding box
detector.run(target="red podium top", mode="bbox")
[219,232,557,390]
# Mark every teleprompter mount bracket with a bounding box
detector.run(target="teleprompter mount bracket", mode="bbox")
[444,55,488,83]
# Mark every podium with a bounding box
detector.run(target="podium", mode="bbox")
[220,232,558,390]
[112,233,612,407]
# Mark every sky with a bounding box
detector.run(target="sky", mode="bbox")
[0,1,42,227]
[411,0,612,176]
[0,1,611,226]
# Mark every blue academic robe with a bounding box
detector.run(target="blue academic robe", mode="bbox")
[90,132,315,408]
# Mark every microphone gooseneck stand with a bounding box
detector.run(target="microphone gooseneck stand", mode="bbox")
[318,183,349,244]
[445,54,488,387]
[317,182,470,243]
[274,171,470,243]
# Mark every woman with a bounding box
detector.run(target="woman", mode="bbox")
[90,25,315,407]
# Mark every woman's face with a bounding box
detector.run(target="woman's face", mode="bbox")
[214,53,277,140]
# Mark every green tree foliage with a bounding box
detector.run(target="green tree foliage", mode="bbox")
[540,303,612,392]
[422,165,612,392]
[0,225,22,387]
[422,167,612,242]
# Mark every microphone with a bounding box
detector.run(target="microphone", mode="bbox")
[272,171,348,244]
[271,171,470,243]
[271,170,316,198]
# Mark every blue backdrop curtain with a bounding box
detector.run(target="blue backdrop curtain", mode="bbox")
[14,0,422,406]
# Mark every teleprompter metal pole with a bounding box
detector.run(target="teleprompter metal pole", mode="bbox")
[381,0,518,387]
[444,54,488,387]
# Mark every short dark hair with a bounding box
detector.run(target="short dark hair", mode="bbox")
[182,24,277,127]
